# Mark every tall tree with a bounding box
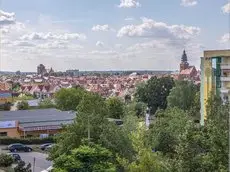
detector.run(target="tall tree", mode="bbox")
[55,87,85,111]
[167,80,198,111]
[53,143,116,172]
[135,76,174,114]
[106,97,125,119]
[49,92,109,160]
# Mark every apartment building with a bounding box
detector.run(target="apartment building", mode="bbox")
[200,49,230,125]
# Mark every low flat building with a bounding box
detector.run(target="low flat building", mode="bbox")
[0,108,75,138]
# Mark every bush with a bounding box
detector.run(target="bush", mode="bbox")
[17,101,29,110]
[0,153,14,167]
[0,137,54,145]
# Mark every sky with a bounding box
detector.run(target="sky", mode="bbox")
[0,0,229,72]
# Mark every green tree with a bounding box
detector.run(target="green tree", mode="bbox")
[53,143,116,172]
[55,87,85,111]
[118,126,170,172]
[135,76,174,114]
[99,114,138,162]
[0,153,14,167]
[39,98,55,109]
[49,92,109,160]
[147,107,189,157]
[106,97,125,119]
[125,101,147,118]
[167,80,198,111]
[17,101,29,110]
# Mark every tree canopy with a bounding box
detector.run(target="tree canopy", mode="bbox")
[135,76,174,114]
[53,143,116,172]
[106,97,125,119]
[55,87,86,111]
[49,76,228,172]
[167,80,199,111]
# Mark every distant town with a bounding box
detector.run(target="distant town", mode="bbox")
[0,50,199,100]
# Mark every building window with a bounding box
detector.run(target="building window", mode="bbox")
[0,132,7,136]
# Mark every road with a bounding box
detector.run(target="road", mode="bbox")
[0,146,52,172]
[17,152,52,172]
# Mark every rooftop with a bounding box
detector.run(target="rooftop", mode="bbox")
[0,108,75,123]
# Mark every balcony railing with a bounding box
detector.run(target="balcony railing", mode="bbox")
[220,88,229,94]
[220,76,230,82]
[221,64,230,70]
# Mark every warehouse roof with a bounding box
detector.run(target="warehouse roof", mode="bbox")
[0,108,76,123]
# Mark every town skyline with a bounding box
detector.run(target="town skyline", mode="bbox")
[0,0,229,72]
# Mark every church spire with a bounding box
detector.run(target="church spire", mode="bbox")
[181,50,188,62]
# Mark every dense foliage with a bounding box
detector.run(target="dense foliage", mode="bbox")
[106,97,125,119]
[14,161,32,172]
[54,87,86,111]
[0,154,14,167]
[17,101,29,110]
[135,76,174,114]
[53,143,116,172]
[49,77,228,172]
[38,98,56,109]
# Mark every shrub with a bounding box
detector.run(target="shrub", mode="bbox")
[17,101,29,110]
[0,153,14,167]
[0,137,54,145]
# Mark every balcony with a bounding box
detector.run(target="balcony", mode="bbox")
[221,64,230,70]
[220,88,229,94]
[220,76,230,82]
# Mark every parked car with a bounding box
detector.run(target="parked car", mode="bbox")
[44,144,55,151]
[8,143,33,152]
[7,153,21,162]
[40,143,53,151]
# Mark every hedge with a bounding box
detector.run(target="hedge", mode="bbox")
[0,137,55,145]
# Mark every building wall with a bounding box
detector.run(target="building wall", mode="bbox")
[200,50,230,125]
[0,128,20,137]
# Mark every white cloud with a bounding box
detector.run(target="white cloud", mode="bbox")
[117,17,200,41]
[118,0,141,8]
[115,44,123,49]
[181,0,197,7]
[124,17,135,21]
[0,10,16,25]
[13,41,36,47]
[219,33,229,43]
[90,50,118,56]
[222,2,230,14]
[20,32,86,41]
[92,24,114,32]
[127,41,166,51]
[96,41,105,47]
[37,41,83,49]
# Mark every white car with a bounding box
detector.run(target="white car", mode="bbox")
[41,166,53,172]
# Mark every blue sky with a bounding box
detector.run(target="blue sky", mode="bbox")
[0,0,229,72]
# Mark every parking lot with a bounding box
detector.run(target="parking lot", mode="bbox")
[0,145,52,172]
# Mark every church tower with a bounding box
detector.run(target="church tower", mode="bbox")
[180,50,189,72]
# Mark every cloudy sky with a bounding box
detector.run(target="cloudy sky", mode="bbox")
[0,0,229,72]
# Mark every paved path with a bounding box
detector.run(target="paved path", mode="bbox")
[18,152,52,172]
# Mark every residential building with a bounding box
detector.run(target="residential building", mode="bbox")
[200,49,230,125]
